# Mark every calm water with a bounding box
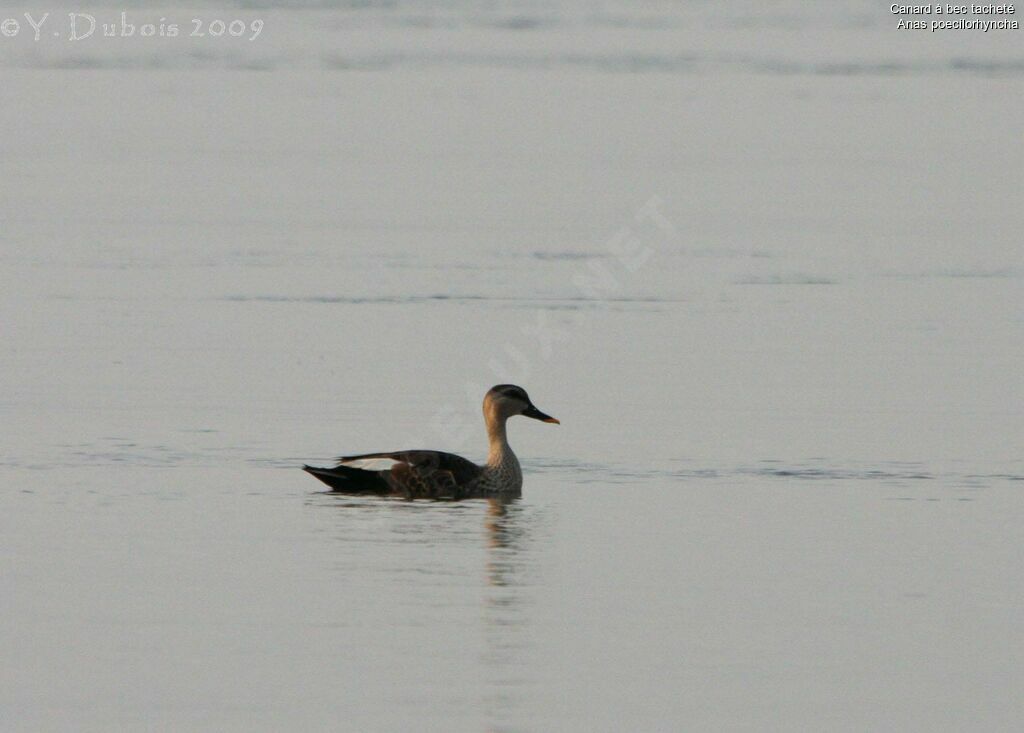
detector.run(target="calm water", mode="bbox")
[2,1,1023,730]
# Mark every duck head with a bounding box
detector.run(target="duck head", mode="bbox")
[484,384,560,424]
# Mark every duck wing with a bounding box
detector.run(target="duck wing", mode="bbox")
[337,450,481,481]
[337,450,483,499]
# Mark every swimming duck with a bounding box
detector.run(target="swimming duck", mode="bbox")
[303,384,559,498]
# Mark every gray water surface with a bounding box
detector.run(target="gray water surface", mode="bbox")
[2,1,1023,730]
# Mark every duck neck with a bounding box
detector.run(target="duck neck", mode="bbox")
[485,412,516,467]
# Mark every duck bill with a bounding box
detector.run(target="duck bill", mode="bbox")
[522,404,560,424]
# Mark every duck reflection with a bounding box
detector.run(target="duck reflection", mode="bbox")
[481,494,537,728]
[309,490,541,729]
[484,495,525,586]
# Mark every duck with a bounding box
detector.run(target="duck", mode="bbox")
[303,384,559,499]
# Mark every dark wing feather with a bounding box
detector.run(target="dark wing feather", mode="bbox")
[338,450,483,499]
[337,450,482,484]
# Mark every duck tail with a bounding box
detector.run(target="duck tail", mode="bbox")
[302,464,388,493]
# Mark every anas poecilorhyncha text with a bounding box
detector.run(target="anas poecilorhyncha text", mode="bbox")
[303,385,559,498]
